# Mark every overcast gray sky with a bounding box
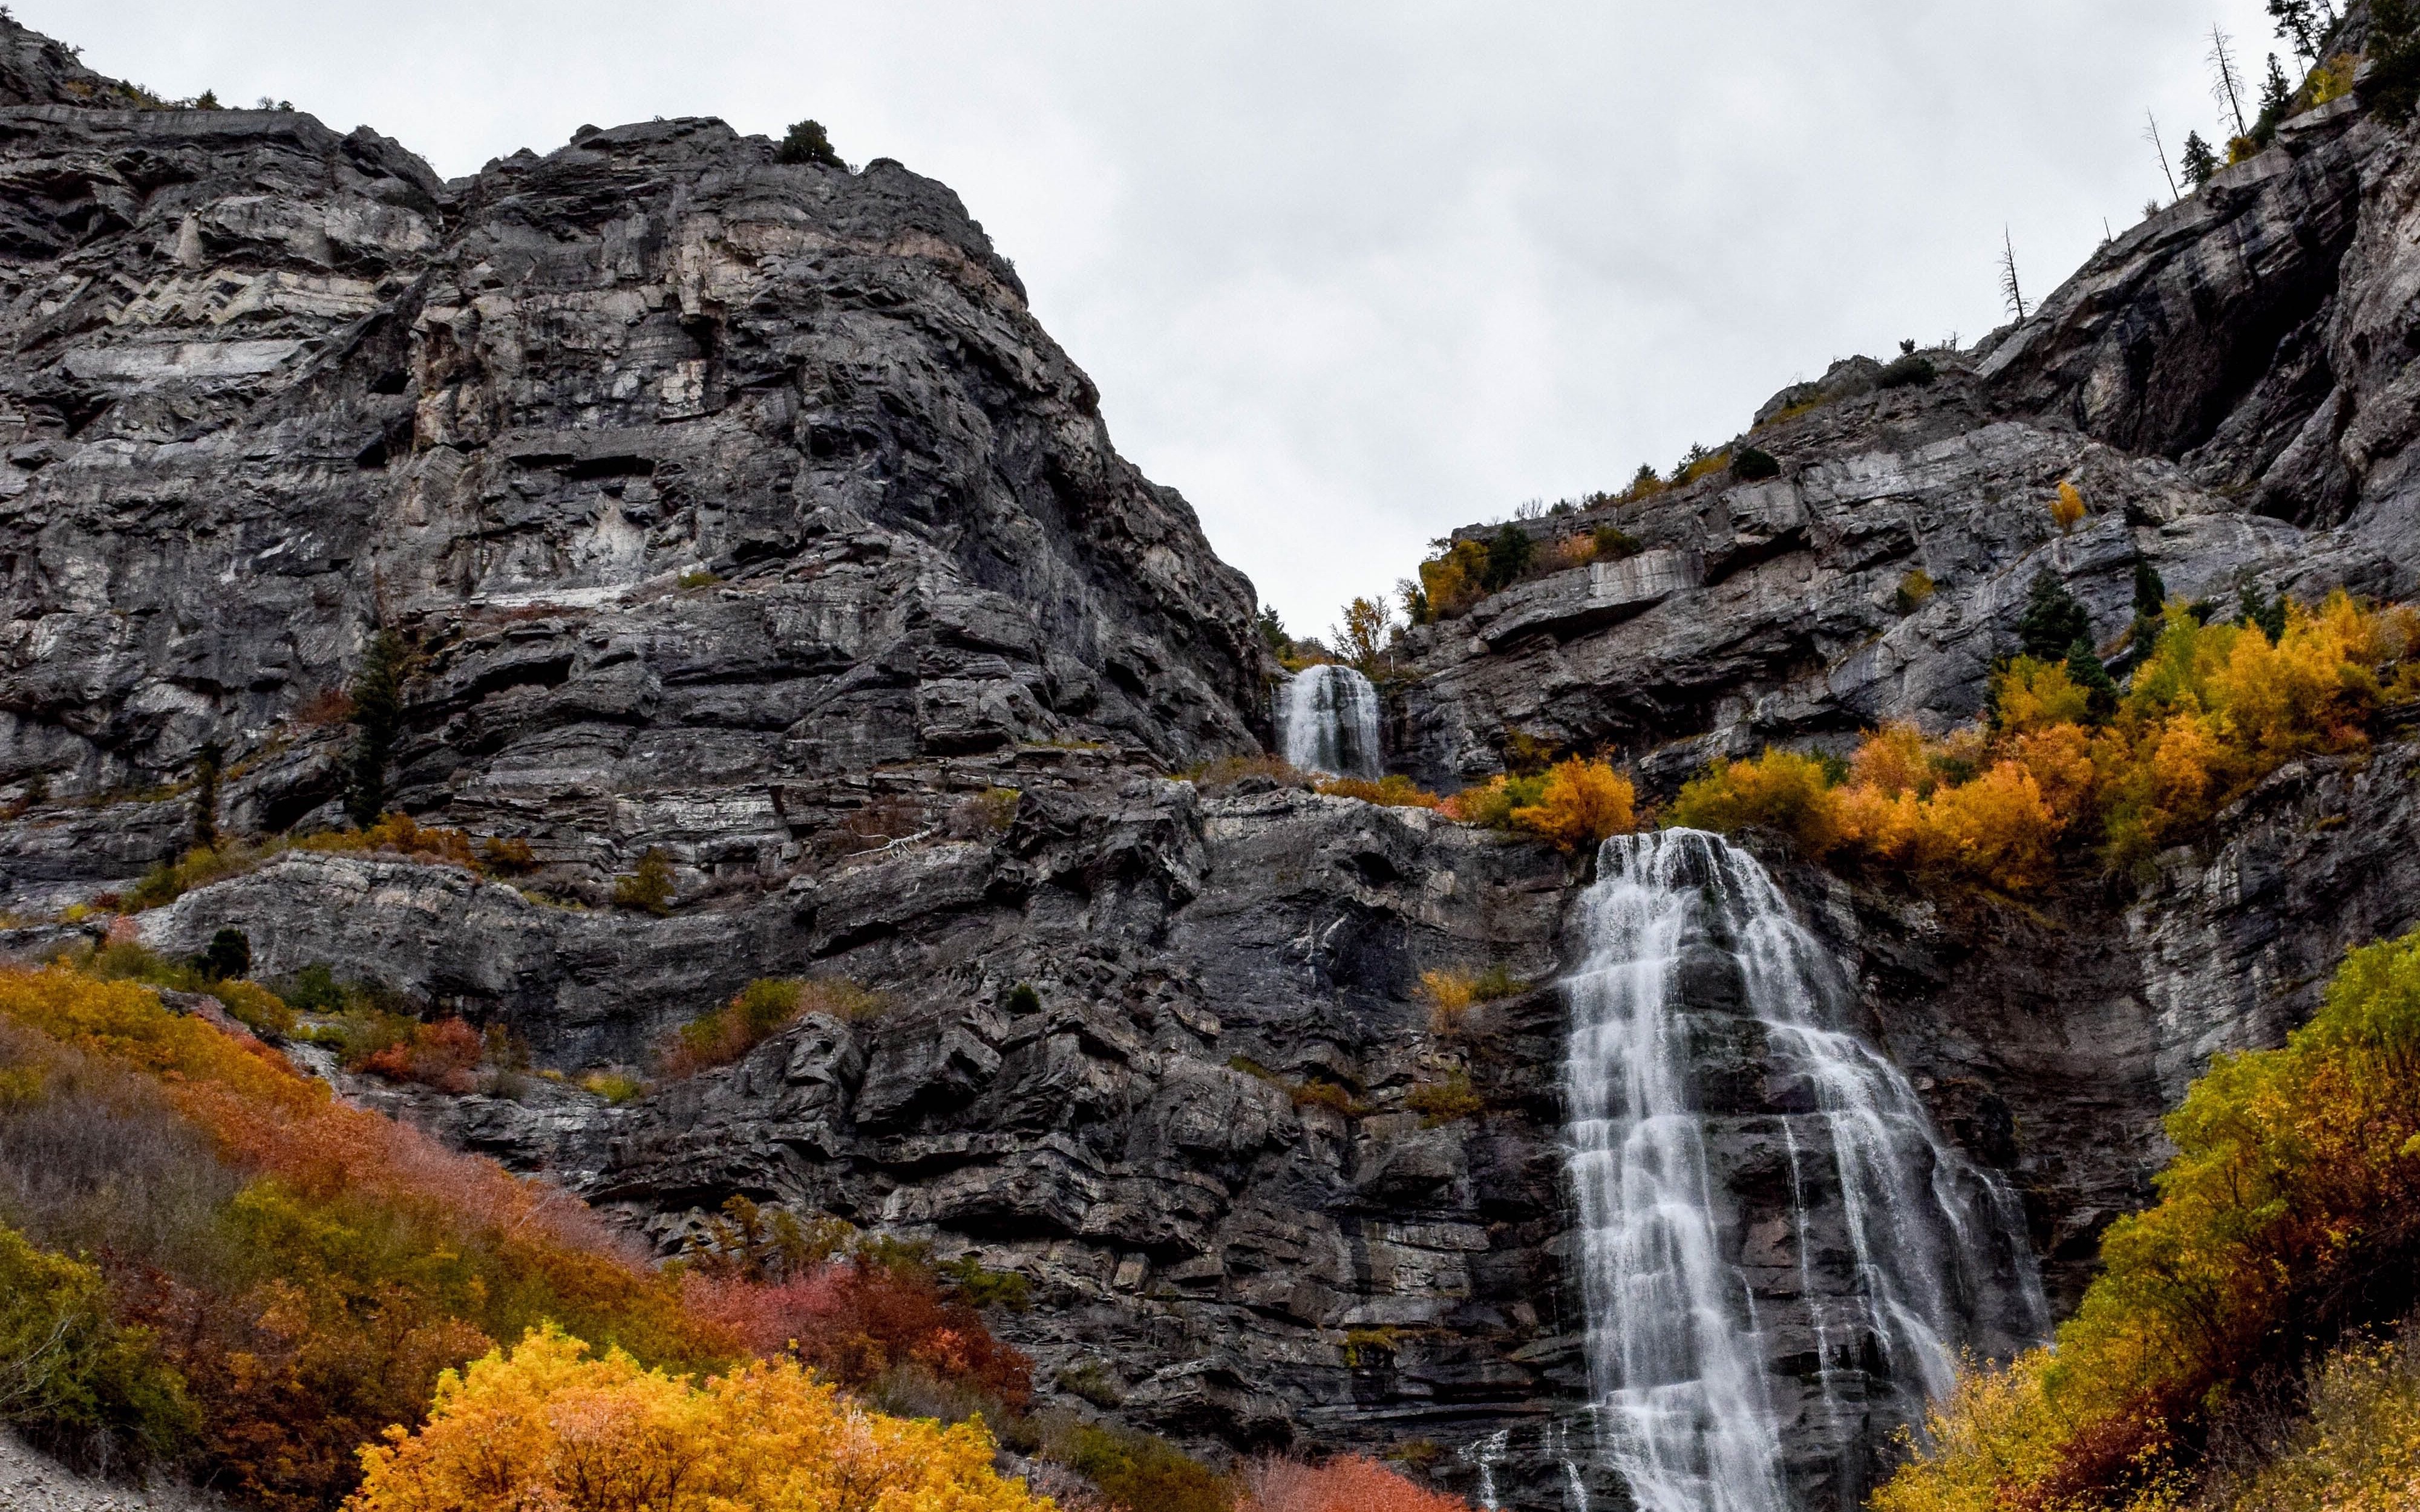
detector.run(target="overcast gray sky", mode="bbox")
[24,0,2290,639]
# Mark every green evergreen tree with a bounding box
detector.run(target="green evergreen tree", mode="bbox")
[1482,524,1535,592]
[774,119,844,169]
[191,740,222,852]
[2018,571,2093,661]
[2269,0,2319,60]
[200,927,250,982]
[2238,584,2288,643]
[2065,637,2120,719]
[1254,606,1289,655]
[2133,559,2168,619]
[344,631,408,829]
[2260,53,2293,122]
[2182,131,2219,188]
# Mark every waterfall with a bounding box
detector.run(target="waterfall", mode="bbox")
[1562,830,2044,1512]
[1276,664,1382,778]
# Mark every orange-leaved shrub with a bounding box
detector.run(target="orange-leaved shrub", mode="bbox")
[298,813,480,871]
[347,1324,1050,1512]
[1446,757,1639,850]
[1669,592,2420,890]
[355,1016,484,1092]
[1241,1452,1470,1511]
[1872,924,2420,1512]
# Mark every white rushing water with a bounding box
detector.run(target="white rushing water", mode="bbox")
[1563,829,2043,1512]
[1276,664,1383,778]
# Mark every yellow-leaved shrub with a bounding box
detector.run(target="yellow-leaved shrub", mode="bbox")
[1670,592,2420,890]
[1447,757,1639,850]
[1873,925,2420,1512]
[347,1324,1050,1512]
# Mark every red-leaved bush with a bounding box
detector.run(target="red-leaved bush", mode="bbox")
[682,1259,1033,1410]
[357,1015,483,1091]
[1241,1453,1470,1512]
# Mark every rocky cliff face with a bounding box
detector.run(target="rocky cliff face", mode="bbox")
[5,15,2420,1512]
[0,34,1267,917]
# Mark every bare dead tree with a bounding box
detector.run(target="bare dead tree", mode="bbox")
[2211,25,2250,138]
[2145,109,2182,201]
[2000,227,2027,322]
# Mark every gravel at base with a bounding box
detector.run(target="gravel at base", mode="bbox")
[0,1433,243,1512]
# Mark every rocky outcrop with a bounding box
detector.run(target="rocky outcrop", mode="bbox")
[145,774,1586,1503]
[0,30,1268,913]
[1387,95,2416,798]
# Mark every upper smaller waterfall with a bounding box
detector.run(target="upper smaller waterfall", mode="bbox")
[1277,665,1383,779]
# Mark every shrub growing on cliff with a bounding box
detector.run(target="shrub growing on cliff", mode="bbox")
[1480,525,1534,592]
[1897,567,1938,614]
[1593,524,1643,560]
[659,978,888,1078]
[342,631,408,830]
[1730,446,1782,481]
[1873,923,2420,1512]
[1508,757,1637,851]
[1318,773,1445,809]
[612,846,675,914]
[1042,1417,1235,1512]
[1446,757,1637,850]
[1417,539,1491,619]
[2051,480,2088,533]
[1876,353,1938,388]
[774,117,846,169]
[1669,748,1845,857]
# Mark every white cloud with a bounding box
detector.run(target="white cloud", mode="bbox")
[19,0,2294,631]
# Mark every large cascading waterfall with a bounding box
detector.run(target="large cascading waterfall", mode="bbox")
[1563,829,2045,1512]
[1276,664,1383,779]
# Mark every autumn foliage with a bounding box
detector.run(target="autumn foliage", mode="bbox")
[1241,1452,1470,1511]
[1447,756,1639,850]
[1670,592,2420,890]
[680,1257,1034,1410]
[0,965,1038,1510]
[347,1325,1049,1512]
[1872,924,2420,1512]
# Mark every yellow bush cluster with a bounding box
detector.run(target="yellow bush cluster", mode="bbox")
[1670,593,2420,889]
[2217,1334,2420,1512]
[348,1325,1048,1512]
[1447,757,1638,852]
[1418,539,1491,620]
[1874,925,2420,1512]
